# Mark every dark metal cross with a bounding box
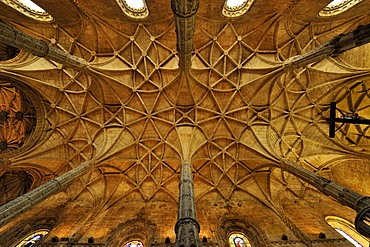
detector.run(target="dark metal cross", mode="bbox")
[326,102,370,138]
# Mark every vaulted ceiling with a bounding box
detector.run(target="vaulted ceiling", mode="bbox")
[0,0,370,244]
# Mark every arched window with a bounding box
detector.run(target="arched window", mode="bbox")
[115,0,149,19]
[0,0,53,22]
[123,240,144,247]
[325,216,370,247]
[222,0,254,17]
[318,0,364,17]
[229,233,252,247]
[15,230,49,247]
[335,228,363,247]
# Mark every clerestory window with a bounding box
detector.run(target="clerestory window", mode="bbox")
[0,0,53,22]
[319,0,364,16]
[222,0,254,17]
[325,216,370,247]
[335,228,363,247]
[116,0,149,19]
[229,233,252,247]
[15,230,49,247]
[123,240,144,247]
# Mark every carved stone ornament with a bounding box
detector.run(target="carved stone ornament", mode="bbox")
[0,0,53,22]
[171,0,199,18]
[222,0,254,18]
[319,0,364,17]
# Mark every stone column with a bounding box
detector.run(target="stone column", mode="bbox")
[0,159,95,228]
[283,23,370,71]
[280,159,370,237]
[175,161,202,247]
[171,0,199,70]
[0,22,88,71]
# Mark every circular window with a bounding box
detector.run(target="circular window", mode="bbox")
[319,0,364,17]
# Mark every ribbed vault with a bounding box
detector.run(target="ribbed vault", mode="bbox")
[1,0,370,244]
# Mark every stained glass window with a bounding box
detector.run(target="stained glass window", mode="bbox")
[16,230,49,247]
[124,240,144,247]
[229,233,252,247]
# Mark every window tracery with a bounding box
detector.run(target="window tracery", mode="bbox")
[318,0,364,16]
[0,0,53,22]
[115,0,149,19]
[229,233,252,247]
[15,230,49,247]
[222,0,254,17]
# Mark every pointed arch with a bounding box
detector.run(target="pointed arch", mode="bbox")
[15,230,49,247]
[325,216,370,247]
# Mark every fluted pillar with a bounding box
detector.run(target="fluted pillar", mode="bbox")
[175,161,201,247]
[280,159,370,237]
[0,22,88,71]
[284,23,370,71]
[171,0,199,70]
[0,159,95,228]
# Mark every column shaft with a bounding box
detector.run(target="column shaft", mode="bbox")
[0,159,95,228]
[281,159,370,237]
[175,161,201,247]
[171,0,199,70]
[281,159,370,211]
[0,22,88,71]
[283,23,370,71]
